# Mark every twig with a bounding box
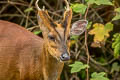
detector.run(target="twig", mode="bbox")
[0,1,28,6]
[0,14,35,18]
[84,4,90,20]
[91,8,104,23]
[79,55,109,73]
[56,0,60,10]
[90,56,116,66]
[48,11,62,18]
[13,5,36,25]
[70,74,80,80]
[25,0,34,28]
[42,0,54,11]
[0,4,9,14]
[84,4,90,80]
[27,26,39,31]
[20,17,25,26]
[85,30,90,80]
[64,70,69,80]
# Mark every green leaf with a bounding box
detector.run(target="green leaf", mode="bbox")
[87,0,113,5]
[96,0,113,5]
[89,22,113,42]
[104,22,113,32]
[114,43,120,57]
[33,30,42,35]
[69,61,89,73]
[71,4,87,14]
[90,72,109,80]
[115,7,120,13]
[112,41,118,48]
[70,35,79,40]
[112,33,120,58]
[111,62,120,73]
[87,21,92,29]
[112,14,120,21]
[112,8,120,21]
[86,0,95,4]
[24,7,33,13]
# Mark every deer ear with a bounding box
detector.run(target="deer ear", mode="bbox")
[37,10,57,31]
[36,0,57,32]
[70,20,88,35]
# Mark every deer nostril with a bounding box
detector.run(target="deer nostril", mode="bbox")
[60,53,70,61]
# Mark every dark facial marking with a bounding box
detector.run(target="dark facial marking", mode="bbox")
[54,28,62,41]
[49,19,57,28]
[62,11,70,28]
[63,16,68,28]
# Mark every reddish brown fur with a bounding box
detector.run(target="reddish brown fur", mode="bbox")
[0,20,64,80]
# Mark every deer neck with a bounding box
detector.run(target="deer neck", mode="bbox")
[42,44,64,80]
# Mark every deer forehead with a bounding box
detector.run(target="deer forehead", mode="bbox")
[56,27,64,36]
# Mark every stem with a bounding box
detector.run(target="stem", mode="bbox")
[84,4,90,80]
[85,30,90,80]
[84,4,90,20]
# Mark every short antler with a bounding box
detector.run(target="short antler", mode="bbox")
[64,0,70,10]
[35,0,41,11]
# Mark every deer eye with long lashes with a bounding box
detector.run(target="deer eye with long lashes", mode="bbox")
[48,35,55,41]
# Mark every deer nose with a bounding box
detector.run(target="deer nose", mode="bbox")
[60,53,70,61]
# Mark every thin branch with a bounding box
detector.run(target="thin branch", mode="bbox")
[0,14,35,18]
[85,30,90,80]
[0,4,9,14]
[90,56,116,66]
[0,1,28,6]
[42,0,54,11]
[25,0,34,28]
[84,4,90,20]
[91,8,104,23]
[13,5,36,25]
[84,4,90,80]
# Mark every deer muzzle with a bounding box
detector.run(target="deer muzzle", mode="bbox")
[60,52,70,61]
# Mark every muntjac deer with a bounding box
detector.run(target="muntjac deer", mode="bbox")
[0,0,88,80]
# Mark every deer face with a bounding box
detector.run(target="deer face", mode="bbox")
[36,0,88,61]
[47,27,71,61]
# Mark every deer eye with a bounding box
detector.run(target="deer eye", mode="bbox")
[48,35,55,41]
[67,36,70,40]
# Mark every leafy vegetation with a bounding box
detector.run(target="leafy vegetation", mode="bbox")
[86,0,113,5]
[69,61,89,73]
[90,72,109,80]
[112,33,120,58]
[71,4,87,14]
[69,0,119,79]
[111,62,120,73]
[89,22,113,42]
[112,7,120,21]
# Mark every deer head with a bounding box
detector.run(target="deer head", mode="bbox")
[35,0,88,61]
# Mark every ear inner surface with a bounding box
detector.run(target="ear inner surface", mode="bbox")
[71,20,88,35]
